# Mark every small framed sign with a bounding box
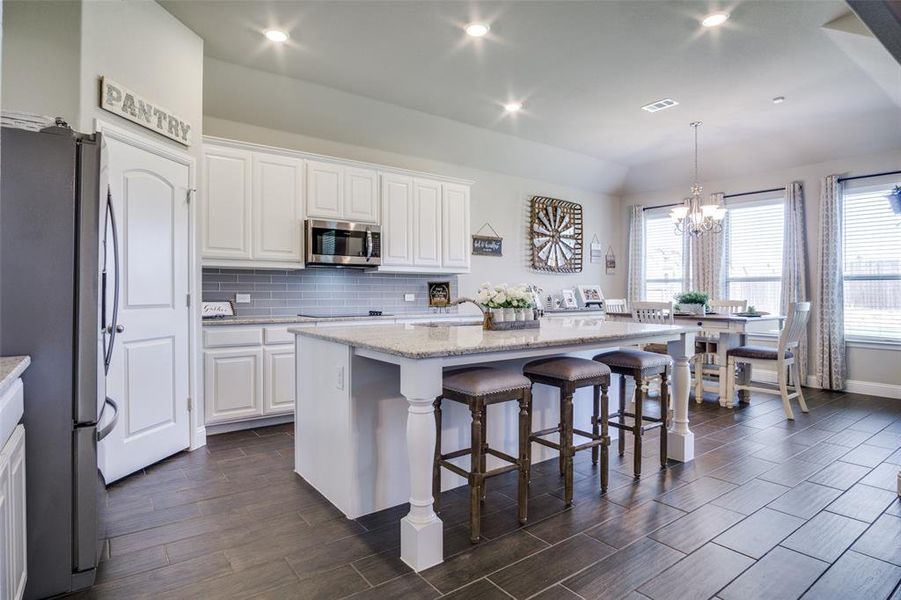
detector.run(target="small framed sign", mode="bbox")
[605,245,617,275]
[202,301,235,318]
[577,285,604,306]
[472,223,503,257]
[428,281,451,307]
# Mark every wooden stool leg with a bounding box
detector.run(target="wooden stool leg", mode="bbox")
[562,390,575,507]
[432,397,442,514]
[618,374,626,457]
[470,400,483,543]
[558,390,566,475]
[633,376,644,478]
[659,371,669,469]
[481,406,489,500]
[600,383,610,493]
[517,390,530,524]
[592,385,600,465]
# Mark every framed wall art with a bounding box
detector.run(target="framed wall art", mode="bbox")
[530,196,583,273]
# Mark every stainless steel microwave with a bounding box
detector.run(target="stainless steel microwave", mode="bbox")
[305,219,381,268]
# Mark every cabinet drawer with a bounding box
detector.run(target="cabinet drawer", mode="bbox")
[203,327,263,348]
[263,326,297,345]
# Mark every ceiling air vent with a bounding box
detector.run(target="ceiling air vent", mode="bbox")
[641,98,679,113]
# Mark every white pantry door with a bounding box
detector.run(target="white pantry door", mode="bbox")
[99,134,192,483]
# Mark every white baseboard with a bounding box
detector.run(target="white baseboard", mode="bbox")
[206,413,294,435]
[190,426,207,450]
[741,369,900,400]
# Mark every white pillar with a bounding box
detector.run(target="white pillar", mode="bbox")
[668,332,695,462]
[399,359,444,571]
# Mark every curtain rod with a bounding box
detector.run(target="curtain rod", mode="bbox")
[642,203,679,211]
[724,187,785,199]
[837,170,901,183]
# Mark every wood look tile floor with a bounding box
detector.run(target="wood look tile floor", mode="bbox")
[71,389,901,600]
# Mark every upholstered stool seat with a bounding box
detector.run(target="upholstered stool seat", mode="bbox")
[444,367,531,395]
[593,350,671,478]
[596,349,672,371]
[523,356,610,382]
[523,357,611,505]
[727,345,794,361]
[433,367,532,543]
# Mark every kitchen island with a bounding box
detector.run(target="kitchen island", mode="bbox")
[291,317,698,571]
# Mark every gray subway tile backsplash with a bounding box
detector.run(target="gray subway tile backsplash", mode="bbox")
[202,268,457,316]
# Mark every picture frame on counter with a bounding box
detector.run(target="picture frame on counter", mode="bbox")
[201,301,235,318]
[428,281,451,307]
[577,285,604,306]
[560,289,578,309]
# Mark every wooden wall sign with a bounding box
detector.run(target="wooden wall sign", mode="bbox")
[530,196,583,273]
[100,77,192,146]
[472,223,503,256]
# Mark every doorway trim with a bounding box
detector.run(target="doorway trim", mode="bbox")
[93,119,204,451]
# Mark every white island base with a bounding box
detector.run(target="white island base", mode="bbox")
[293,319,697,571]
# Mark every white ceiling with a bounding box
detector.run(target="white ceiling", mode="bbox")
[162,0,901,188]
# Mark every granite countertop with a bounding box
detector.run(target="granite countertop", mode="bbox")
[0,356,30,397]
[202,312,468,327]
[289,318,698,359]
[607,312,783,321]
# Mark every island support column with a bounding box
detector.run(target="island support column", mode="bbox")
[667,332,696,462]
[399,359,444,571]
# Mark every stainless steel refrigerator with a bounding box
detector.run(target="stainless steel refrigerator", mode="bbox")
[1,124,121,598]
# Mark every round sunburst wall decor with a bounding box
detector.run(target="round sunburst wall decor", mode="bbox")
[530,196,583,273]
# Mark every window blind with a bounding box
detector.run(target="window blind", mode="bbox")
[842,185,901,342]
[644,213,684,301]
[724,198,784,314]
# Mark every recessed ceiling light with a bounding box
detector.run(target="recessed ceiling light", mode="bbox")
[772,96,786,104]
[503,101,523,113]
[701,12,729,27]
[465,22,490,38]
[641,98,679,113]
[264,29,289,43]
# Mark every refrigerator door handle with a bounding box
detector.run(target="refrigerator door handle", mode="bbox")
[102,187,121,375]
[96,397,119,441]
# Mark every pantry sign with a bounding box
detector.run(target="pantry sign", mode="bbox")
[100,77,192,146]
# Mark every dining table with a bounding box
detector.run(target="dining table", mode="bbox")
[604,311,785,406]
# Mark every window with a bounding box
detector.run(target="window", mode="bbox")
[724,196,784,314]
[842,182,901,342]
[644,210,686,301]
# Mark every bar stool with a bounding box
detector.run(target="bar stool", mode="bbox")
[523,357,611,506]
[432,367,532,543]
[592,350,671,478]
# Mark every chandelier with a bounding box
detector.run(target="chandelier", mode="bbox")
[670,122,726,236]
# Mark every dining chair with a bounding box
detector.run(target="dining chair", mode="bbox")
[630,301,674,410]
[725,302,811,419]
[693,299,747,403]
[604,298,628,314]
[708,299,748,314]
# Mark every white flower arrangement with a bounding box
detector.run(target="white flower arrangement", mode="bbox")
[476,282,534,309]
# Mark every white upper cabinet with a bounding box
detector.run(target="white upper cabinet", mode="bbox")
[412,178,442,267]
[202,146,252,260]
[380,173,414,266]
[344,167,379,223]
[252,153,304,262]
[306,160,344,220]
[442,182,471,269]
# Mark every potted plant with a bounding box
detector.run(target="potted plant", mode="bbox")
[476,283,535,323]
[675,291,710,315]
[889,186,901,215]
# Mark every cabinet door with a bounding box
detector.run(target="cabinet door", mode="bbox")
[344,167,379,223]
[442,183,470,269]
[264,347,295,415]
[0,449,10,600]
[202,145,253,259]
[412,178,442,267]
[306,160,343,220]
[380,173,414,266]
[8,428,25,600]
[252,153,304,262]
[204,348,263,423]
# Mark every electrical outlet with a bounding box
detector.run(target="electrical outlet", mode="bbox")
[235,293,251,304]
[404,293,415,302]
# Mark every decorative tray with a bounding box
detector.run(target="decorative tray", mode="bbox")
[485,317,540,331]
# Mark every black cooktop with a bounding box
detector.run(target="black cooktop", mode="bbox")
[298,310,392,318]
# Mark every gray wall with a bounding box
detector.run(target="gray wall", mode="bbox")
[202,268,457,317]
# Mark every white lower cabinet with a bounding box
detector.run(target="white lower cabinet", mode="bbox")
[0,425,26,600]
[203,326,297,426]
